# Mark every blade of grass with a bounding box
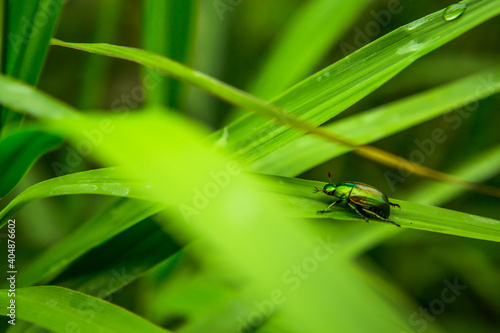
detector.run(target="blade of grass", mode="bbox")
[52,217,180,299]
[251,66,500,176]
[0,129,62,197]
[0,0,4,71]
[3,0,63,82]
[248,0,372,100]
[142,0,198,108]
[290,145,500,270]
[265,175,500,242]
[227,0,372,121]
[11,198,164,287]
[78,0,124,109]
[0,286,171,333]
[0,74,78,119]
[185,0,226,125]
[141,0,170,107]
[0,167,157,228]
[405,145,500,206]
[1,0,64,133]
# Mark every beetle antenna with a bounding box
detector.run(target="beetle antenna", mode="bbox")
[328,171,332,184]
[313,187,321,193]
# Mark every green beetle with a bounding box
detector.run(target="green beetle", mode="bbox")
[314,171,401,227]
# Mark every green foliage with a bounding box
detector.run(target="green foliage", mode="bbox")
[1,0,64,132]
[1,1,500,332]
[0,286,171,332]
[0,129,61,197]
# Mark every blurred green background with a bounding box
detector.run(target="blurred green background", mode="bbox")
[2,0,500,332]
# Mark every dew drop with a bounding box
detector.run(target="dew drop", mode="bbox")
[443,3,467,21]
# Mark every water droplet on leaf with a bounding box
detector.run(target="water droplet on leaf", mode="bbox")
[443,3,467,21]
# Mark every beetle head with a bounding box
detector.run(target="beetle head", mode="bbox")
[313,171,336,195]
[322,183,336,196]
[313,170,336,195]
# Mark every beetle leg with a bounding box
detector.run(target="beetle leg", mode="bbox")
[347,203,370,223]
[389,202,401,209]
[360,208,401,227]
[317,200,342,214]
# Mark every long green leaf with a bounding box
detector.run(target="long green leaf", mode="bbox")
[276,145,500,272]
[0,167,156,228]
[251,66,500,175]
[52,217,180,298]
[0,74,78,119]
[142,0,170,107]
[0,286,170,333]
[0,129,62,197]
[2,0,64,132]
[78,0,125,109]
[405,145,500,205]
[248,0,372,100]
[219,0,500,164]
[12,198,164,288]
[227,0,372,122]
[142,0,197,108]
[265,175,500,242]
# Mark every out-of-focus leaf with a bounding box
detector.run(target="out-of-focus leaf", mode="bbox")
[142,0,198,108]
[405,145,500,205]
[11,198,164,288]
[0,286,171,333]
[2,0,65,132]
[0,74,78,119]
[52,217,180,298]
[0,129,62,197]
[0,167,157,228]
[38,110,411,332]
[78,0,125,109]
